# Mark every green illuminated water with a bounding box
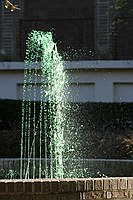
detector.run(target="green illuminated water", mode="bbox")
[20,30,68,179]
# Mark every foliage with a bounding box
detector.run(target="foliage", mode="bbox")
[122,135,133,156]
[110,0,133,35]
[111,0,133,17]
[0,168,19,179]
[6,169,19,179]
[0,100,133,158]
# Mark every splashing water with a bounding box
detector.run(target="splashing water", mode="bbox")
[20,30,68,179]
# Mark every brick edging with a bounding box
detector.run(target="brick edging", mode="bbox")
[0,177,133,199]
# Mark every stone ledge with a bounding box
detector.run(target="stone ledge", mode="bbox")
[0,177,133,199]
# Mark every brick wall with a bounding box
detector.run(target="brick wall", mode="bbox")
[0,177,133,199]
[94,0,113,59]
[20,0,94,60]
[0,0,24,61]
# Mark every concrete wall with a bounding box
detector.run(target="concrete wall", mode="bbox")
[0,61,133,102]
[0,177,133,199]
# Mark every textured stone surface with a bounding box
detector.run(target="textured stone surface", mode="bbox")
[86,179,94,191]
[0,178,133,199]
[94,179,103,191]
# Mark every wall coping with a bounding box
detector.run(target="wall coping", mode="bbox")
[0,60,133,70]
[0,177,133,199]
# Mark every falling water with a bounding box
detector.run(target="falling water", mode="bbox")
[20,30,68,179]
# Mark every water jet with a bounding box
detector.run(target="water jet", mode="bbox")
[0,30,133,200]
[20,30,69,179]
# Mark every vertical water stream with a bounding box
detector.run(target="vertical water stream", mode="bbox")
[20,30,67,179]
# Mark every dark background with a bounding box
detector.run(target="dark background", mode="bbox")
[0,99,133,159]
[1,0,133,60]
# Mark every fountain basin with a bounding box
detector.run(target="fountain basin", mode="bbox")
[0,177,133,199]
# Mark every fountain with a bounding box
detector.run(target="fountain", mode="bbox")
[1,30,133,200]
[20,30,69,179]
[19,30,95,179]
[18,30,112,180]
